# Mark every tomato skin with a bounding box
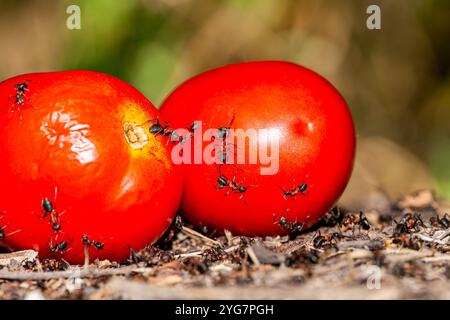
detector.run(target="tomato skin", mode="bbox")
[160,61,355,235]
[0,70,182,264]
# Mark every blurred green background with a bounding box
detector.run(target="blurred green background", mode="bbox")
[0,0,449,209]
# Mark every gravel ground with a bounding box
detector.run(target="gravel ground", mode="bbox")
[1,189,449,300]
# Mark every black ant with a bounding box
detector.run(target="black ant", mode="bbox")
[215,115,235,140]
[215,140,237,164]
[8,80,33,118]
[143,118,174,138]
[273,211,304,238]
[340,211,371,233]
[49,240,69,254]
[82,234,104,266]
[37,186,66,231]
[430,213,450,229]
[392,234,421,250]
[393,213,424,236]
[188,121,200,133]
[213,116,236,163]
[313,231,340,249]
[48,233,73,255]
[320,207,343,227]
[15,81,31,94]
[279,182,308,199]
[285,249,320,267]
[8,92,25,106]
[178,121,200,145]
[82,234,104,250]
[214,165,254,200]
[278,216,304,234]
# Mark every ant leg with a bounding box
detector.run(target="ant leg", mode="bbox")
[228,114,236,127]
[272,213,278,225]
[58,209,67,217]
[278,185,292,200]
[224,187,232,196]
[29,99,37,110]
[8,100,15,118]
[140,117,160,125]
[5,228,21,237]
[138,119,153,127]
[53,185,59,204]
[217,164,225,176]
[156,118,170,128]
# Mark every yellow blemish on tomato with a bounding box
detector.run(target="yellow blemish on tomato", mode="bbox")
[123,122,149,150]
[120,101,171,169]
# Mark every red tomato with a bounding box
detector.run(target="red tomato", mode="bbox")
[0,70,182,264]
[160,61,355,235]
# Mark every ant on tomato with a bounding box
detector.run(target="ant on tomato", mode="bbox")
[15,80,31,95]
[49,240,69,254]
[188,121,200,133]
[35,186,66,232]
[177,121,200,145]
[8,92,24,107]
[214,165,255,200]
[142,118,174,138]
[82,234,104,250]
[279,181,308,200]
[213,116,236,164]
[215,115,235,140]
[48,233,73,255]
[215,141,237,164]
[8,80,34,118]
[82,234,105,267]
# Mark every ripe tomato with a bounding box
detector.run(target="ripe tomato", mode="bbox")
[0,70,182,264]
[160,61,355,236]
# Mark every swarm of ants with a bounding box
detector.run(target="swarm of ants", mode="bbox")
[2,187,450,299]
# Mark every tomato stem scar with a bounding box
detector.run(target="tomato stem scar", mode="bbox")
[123,122,149,150]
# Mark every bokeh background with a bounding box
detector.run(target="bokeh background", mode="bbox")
[0,0,449,211]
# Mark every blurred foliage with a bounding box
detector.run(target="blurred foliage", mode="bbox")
[0,0,449,200]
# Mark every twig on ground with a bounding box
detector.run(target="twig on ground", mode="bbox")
[0,266,154,281]
[181,226,223,247]
[246,246,261,266]
[174,245,241,259]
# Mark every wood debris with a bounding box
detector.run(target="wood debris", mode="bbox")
[0,190,449,299]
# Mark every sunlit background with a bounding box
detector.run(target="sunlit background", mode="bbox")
[0,0,449,210]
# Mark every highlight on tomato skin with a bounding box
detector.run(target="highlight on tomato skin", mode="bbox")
[160,61,356,236]
[0,70,183,264]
